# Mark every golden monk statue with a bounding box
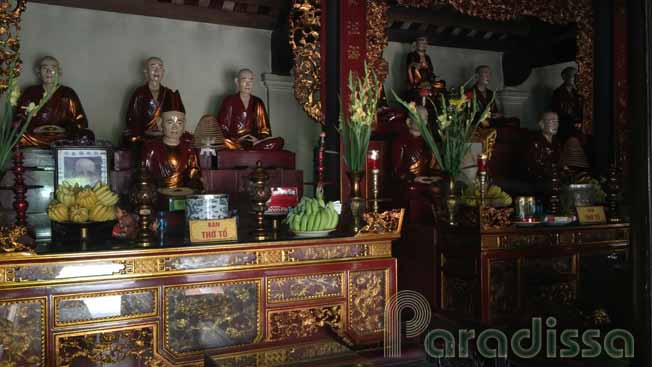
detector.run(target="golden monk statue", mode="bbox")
[15,56,91,147]
[392,105,436,182]
[216,69,284,150]
[142,91,203,190]
[123,57,175,146]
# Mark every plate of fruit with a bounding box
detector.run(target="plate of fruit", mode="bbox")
[285,190,339,237]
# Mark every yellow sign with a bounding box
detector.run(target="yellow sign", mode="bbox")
[577,206,607,224]
[189,217,238,243]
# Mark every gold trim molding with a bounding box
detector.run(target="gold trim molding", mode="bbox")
[289,0,323,123]
[0,241,393,287]
[0,296,46,366]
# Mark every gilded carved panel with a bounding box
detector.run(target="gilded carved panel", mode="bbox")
[0,297,45,367]
[267,273,344,303]
[348,270,387,335]
[55,323,156,367]
[164,280,261,357]
[54,288,157,326]
[267,304,343,341]
[287,244,368,262]
[489,259,518,319]
[442,275,477,315]
[208,340,350,367]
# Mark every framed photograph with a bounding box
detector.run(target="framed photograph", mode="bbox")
[54,146,111,189]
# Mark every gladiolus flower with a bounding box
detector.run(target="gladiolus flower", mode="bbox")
[22,102,37,115]
[9,85,20,106]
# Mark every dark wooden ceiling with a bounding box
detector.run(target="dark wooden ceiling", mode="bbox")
[29,0,291,30]
[387,4,576,55]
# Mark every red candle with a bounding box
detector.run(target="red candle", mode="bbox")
[477,153,488,173]
[368,150,380,170]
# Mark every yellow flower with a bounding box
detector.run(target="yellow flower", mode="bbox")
[22,102,37,115]
[9,84,20,106]
[351,108,368,124]
[449,95,468,111]
[407,102,417,114]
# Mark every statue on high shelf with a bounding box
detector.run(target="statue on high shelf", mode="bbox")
[123,57,176,146]
[15,56,93,147]
[527,111,562,182]
[142,91,203,191]
[405,37,446,109]
[551,66,582,143]
[216,69,284,150]
[464,65,503,128]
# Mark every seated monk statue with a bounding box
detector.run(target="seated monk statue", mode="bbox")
[527,111,562,182]
[123,57,176,146]
[15,56,93,147]
[551,66,582,143]
[392,105,436,183]
[216,68,284,150]
[142,91,203,191]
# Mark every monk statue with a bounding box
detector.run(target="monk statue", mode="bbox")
[123,57,175,146]
[527,112,562,182]
[392,105,436,182]
[407,37,435,90]
[216,68,284,150]
[142,91,203,191]
[551,66,582,143]
[465,65,503,127]
[15,56,92,147]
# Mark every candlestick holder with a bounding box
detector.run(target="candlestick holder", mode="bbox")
[477,154,488,208]
[368,150,380,213]
[249,161,271,240]
[131,163,157,247]
[607,163,622,223]
[12,147,28,228]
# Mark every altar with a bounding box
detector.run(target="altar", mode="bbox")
[0,230,397,366]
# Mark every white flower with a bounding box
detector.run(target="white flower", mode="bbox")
[9,85,20,107]
[21,102,37,115]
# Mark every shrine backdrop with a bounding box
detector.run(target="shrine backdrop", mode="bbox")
[20,3,320,190]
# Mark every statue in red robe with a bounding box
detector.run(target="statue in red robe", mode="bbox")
[123,57,175,146]
[142,91,203,190]
[216,69,284,150]
[15,56,91,147]
[527,112,562,182]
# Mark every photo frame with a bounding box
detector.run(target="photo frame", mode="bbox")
[54,146,111,189]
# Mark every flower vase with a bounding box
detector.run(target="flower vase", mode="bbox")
[348,171,365,233]
[445,176,458,226]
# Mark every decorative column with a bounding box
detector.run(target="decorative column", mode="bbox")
[12,147,28,228]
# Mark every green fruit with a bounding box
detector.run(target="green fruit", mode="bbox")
[318,198,326,208]
[307,213,317,231]
[315,209,325,230]
[300,214,309,231]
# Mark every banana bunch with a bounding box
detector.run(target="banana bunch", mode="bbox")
[461,184,513,207]
[69,205,89,223]
[285,190,339,232]
[93,182,119,206]
[47,202,69,222]
[47,182,120,223]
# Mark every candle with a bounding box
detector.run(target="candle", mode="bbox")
[368,150,380,170]
[477,153,488,173]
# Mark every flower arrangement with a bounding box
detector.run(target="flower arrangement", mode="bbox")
[0,61,57,173]
[392,78,494,179]
[339,63,381,173]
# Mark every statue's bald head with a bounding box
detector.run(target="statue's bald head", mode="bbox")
[36,56,61,87]
[143,57,165,84]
